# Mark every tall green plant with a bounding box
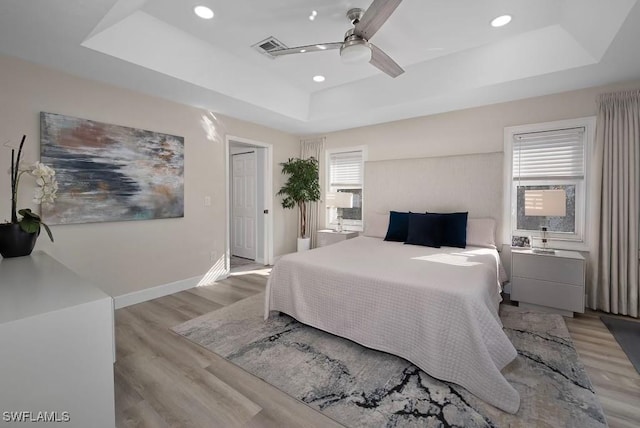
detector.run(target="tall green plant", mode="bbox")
[277,157,320,238]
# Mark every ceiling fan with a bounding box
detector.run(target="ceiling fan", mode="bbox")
[269,0,404,78]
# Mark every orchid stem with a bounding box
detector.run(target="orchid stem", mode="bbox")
[10,135,26,224]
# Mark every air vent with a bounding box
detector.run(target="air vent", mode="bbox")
[252,36,288,58]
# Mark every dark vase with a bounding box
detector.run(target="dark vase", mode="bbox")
[0,223,39,258]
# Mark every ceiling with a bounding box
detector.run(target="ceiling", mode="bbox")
[1,0,639,135]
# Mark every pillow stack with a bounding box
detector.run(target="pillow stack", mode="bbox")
[384,211,468,248]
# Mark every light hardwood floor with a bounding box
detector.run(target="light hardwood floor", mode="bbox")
[115,272,640,428]
[564,311,640,428]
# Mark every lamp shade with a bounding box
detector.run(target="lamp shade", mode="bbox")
[524,189,566,217]
[326,192,354,208]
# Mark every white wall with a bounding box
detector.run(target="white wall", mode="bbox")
[0,54,298,298]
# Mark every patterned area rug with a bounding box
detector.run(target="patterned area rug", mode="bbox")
[172,294,607,427]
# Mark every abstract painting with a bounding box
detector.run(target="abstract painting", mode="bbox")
[40,112,184,225]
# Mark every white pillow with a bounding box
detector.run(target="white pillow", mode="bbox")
[363,212,390,238]
[466,218,496,249]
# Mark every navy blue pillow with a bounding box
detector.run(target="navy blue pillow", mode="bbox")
[434,212,468,248]
[404,213,444,248]
[384,211,410,242]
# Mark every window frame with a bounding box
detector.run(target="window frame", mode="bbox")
[325,146,367,232]
[503,117,596,251]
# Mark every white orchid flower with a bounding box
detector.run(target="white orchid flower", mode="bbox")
[28,161,59,204]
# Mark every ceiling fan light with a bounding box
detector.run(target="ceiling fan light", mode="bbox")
[340,43,372,64]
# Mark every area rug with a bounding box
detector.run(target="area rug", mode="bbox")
[173,294,607,427]
[601,315,640,374]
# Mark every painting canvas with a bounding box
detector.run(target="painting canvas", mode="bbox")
[40,112,184,225]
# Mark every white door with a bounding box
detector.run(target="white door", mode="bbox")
[231,152,257,259]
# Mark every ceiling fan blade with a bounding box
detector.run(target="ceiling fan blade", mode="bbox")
[354,0,403,40]
[268,42,342,57]
[369,44,404,78]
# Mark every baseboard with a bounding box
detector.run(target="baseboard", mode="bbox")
[114,270,228,309]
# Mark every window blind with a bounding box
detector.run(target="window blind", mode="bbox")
[513,127,585,179]
[329,151,362,186]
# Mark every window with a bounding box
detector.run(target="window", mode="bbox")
[326,148,365,230]
[505,117,595,248]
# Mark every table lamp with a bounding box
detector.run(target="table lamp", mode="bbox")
[524,189,566,254]
[326,192,354,232]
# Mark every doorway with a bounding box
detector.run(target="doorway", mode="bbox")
[231,150,257,261]
[225,136,273,273]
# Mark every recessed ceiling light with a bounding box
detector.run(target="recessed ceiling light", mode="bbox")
[300,49,307,53]
[316,44,327,50]
[309,10,318,21]
[194,6,214,20]
[313,75,325,83]
[491,15,512,27]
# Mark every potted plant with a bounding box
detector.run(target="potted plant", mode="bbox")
[0,135,57,258]
[277,157,320,251]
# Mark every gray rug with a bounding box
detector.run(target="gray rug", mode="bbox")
[173,294,607,427]
[601,315,640,374]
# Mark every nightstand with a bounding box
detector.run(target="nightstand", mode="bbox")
[511,249,585,317]
[317,229,358,247]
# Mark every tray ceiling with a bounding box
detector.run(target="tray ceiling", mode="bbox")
[1,0,639,134]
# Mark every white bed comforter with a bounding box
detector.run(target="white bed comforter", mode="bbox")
[265,236,520,413]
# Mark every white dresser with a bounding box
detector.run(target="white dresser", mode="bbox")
[317,230,359,247]
[510,248,585,317]
[0,252,115,427]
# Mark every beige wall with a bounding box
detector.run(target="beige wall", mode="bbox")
[323,79,640,161]
[3,52,639,298]
[0,55,299,297]
[320,79,640,284]
[320,79,640,232]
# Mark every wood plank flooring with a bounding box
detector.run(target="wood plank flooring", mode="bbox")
[564,311,640,428]
[115,271,640,427]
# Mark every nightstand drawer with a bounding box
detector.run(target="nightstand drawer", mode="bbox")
[512,252,584,286]
[317,234,333,247]
[511,277,584,313]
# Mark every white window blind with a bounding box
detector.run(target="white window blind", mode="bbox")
[329,151,362,186]
[513,127,585,179]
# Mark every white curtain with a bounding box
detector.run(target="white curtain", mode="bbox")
[590,90,640,318]
[301,137,325,248]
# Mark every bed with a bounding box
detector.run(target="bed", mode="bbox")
[265,236,519,413]
[265,152,520,413]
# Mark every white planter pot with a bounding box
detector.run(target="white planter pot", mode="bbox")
[297,237,311,252]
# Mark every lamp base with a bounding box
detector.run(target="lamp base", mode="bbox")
[532,248,556,254]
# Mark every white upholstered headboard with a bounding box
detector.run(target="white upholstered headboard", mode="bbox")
[364,152,504,246]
